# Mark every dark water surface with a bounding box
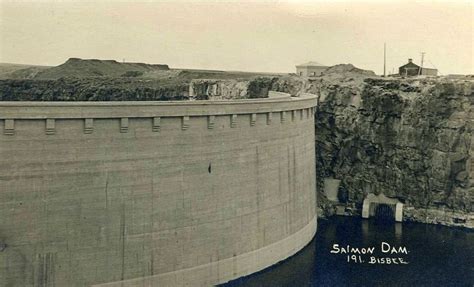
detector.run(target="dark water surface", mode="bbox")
[223,216,474,287]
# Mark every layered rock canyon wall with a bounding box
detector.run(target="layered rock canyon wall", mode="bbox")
[272,73,473,228]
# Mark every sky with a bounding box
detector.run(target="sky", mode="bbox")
[0,0,472,75]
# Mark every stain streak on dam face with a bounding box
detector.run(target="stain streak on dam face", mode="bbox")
[0,94,317,286]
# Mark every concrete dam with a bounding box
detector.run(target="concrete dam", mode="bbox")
[0,93,317,286]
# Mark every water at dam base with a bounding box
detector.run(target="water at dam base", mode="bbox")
[223,216,474,287]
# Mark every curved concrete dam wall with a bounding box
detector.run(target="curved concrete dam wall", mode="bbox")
[0,94,317,286]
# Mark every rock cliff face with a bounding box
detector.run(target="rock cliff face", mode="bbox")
[287,75,473,228]
[0,77,277,101]
[189,78,275,100]
[0,78,190,101]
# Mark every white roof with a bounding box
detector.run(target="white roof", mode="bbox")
[296,61,326,67]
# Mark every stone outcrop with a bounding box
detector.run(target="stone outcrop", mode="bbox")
[189,77,275,100]
[34,58,169,79]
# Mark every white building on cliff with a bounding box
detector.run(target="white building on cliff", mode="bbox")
[296,61,329,77]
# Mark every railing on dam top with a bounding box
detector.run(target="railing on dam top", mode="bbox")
[0,92,317,135]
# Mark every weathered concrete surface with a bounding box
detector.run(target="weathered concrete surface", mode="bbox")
[0,95,317,286]
[361,193,403,222]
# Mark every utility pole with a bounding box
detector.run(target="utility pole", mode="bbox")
[383,43,386,77]
[419,52,425,75]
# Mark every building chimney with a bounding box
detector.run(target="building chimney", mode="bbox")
[408,58,413,63]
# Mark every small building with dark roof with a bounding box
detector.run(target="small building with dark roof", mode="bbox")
[399,59,438,76]
[296,61,329,77]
